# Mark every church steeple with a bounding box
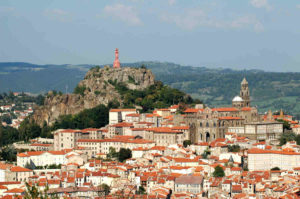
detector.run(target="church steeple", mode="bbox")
[240,77,250,107]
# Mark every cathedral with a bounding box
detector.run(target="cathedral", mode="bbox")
[184,78,260,143]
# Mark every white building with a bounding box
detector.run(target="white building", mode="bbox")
[248,148,300,171]
[109,109,137,124]
[17,150,79,167]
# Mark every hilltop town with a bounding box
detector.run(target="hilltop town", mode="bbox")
[1,50,300,199]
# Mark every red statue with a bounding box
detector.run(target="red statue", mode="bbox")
[113,48,120,68]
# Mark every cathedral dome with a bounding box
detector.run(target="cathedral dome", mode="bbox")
[232,96,243,102]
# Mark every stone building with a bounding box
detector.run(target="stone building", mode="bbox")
[185,78,260,143]
[229,122,283,141]
[54,129,105,151]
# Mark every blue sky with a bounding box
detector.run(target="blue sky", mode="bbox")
[0,0,300,72]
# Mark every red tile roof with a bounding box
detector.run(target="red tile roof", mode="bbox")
[212,107,238,112]
[125,113,140,117]
[10,166,32,172]
[171,126,189,130]
[110,109,136,112]
[111,122,133,127]
[241,107,252,111]
[248,148,300,155]
[4,188,24,193]
[146,127,183,134]
[184,108,204,113]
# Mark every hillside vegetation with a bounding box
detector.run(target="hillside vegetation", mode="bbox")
[1,62,300,117]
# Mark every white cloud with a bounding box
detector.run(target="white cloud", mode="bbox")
[161,8,264,32]
[250,0,272,11]
[161,8,223,30]
[103,4,142,26]
[231,15,264,32]
[0,6,16,16]
[168,0,176,6]
[297,4,300,9]
[44,9,71,22]
[0,6,15,12]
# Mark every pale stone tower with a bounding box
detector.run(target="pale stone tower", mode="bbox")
[240,77,250,107]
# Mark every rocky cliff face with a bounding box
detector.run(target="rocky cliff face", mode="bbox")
[32,66,155,126]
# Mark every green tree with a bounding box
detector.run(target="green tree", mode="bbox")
[137,186,146,195]
[52,104,109,130]
[271,167,280,171]
[35,94,45,106]
[19,118,41,142]
[1,114,12,124]
[41,121,52,138]
[213,165,225,177]
[0,125,19,146]
[279,132,296,146]
[276,119,291,130]
[0,145,17,162]
[183,140,192,148]
[140,64,147,69]
[201,148,210,159]
[228,145,240,152]
[118,148,132,162]
[100,183,110,195]
[24,182,58,199]
[107,147,118,159]
[73,85,86,96]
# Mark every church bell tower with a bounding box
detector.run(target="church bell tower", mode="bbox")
[240,77,250,107]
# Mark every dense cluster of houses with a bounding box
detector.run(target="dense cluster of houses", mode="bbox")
[0,102,33,129]
[1,80,300,198]
[0,100,299,198]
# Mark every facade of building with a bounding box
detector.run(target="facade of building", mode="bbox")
[16,150,79,167]
[244,122,283,141]
[184,78,260,143]
[145,127,185,146]
[77,136,155,157]
[109,109,137,124]
[248,148,300,171]
[6,167,33,182]
[53,129,106,151]
[228,122,283,141]
[54,129,89,151]
[175,175,203,194]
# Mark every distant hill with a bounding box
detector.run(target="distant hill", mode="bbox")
[1,62,300,117]
[0,62,91,93]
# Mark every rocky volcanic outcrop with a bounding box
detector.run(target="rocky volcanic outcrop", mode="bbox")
[32,66,155,126]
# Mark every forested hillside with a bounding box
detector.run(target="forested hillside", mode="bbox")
[1,62,300,117]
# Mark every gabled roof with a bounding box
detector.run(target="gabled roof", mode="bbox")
[175,175,203,184]
[110,109,136,112]
[248,148,300,155]
[111,122,133,127]
[146,127,182,134]
[184,108,204,113]
[4,188,24,193]
[212,107,238,112]
[10,166,32,172]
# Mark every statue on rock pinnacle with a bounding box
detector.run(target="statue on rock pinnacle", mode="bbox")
[113,48,120,68]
